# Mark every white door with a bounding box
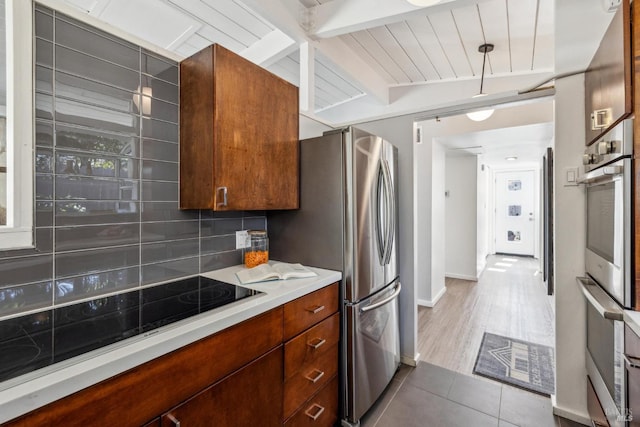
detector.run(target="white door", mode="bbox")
[494,170,536,256]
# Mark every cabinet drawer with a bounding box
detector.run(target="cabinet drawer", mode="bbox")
[284,283,339,340]
[283,344,338,419]
[284,376,338,427]
[285,312,340,379]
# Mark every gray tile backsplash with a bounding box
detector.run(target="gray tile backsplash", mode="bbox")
[0,5,267,319]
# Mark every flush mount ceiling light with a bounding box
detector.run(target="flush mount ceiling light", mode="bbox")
[505,156,518,161]
[466,43,495,122]
[406,0,441,6]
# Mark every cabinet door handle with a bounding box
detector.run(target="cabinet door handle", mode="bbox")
[167,414,181,427]
[304,403,325,421]
[306,305,325,314]
[216,186,228,208]
[305,368,325,383]
[307,337,327,350]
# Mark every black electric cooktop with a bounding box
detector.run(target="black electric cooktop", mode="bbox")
[0,276,261,384]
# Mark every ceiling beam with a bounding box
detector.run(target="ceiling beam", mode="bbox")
[241,0,390,106]
[240,0,308,42]
[310,0,495,39]
[299,42,315,113]
[240,30,297,67]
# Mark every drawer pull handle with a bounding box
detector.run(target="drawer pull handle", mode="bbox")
[307,338,327,350]
[306,305,325,314]
[305,403,325,421]
[305,368,325,383]
[167,414,181,427]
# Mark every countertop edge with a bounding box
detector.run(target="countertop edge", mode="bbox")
[0,264,342,424]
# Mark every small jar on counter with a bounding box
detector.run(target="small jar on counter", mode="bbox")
[244,230,269,268]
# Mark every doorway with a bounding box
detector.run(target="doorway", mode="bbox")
[417,121,555,382]
[494,169,538,257]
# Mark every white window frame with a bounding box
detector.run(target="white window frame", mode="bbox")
[0,0,33,249]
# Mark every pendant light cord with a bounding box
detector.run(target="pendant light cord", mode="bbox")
[480,49,487,94]
[476,44,493,95]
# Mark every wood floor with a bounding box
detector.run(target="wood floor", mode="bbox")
[417,255,555,376]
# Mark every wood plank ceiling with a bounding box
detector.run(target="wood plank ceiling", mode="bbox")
[59,0,554,116]
[333,0,553,86]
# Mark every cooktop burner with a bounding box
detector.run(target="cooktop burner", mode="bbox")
[0,277,261,384]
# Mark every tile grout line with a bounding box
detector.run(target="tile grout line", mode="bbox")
[371,370,413,427]
[443,373,504,422]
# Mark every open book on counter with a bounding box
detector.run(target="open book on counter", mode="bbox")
[236,262,318,285]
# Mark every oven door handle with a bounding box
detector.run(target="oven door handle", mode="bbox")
[624,354,640,369]
[577,277,624,320]
[577,165,623,185]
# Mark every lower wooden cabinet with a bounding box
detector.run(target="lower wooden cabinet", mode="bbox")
[161,347,283,427]
[5,307,284,427]
[283,285,339,424]
[4,283,340,427]
[284,377,338,427]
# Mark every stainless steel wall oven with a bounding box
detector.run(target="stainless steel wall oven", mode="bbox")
[581,118,633,308]
[580,118,633,426]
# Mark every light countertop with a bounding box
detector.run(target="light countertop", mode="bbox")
[0,263,341,424]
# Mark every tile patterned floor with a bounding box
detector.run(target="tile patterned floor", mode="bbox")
[360,362,586,427]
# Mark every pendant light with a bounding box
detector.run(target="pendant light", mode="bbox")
[406,0,441,6]
[466,43,495,122]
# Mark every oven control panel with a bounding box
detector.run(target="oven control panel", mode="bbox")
[583,119,632,172]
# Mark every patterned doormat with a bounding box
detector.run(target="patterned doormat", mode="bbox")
[473,332,555,396]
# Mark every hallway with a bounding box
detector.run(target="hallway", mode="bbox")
[417,255,555,375]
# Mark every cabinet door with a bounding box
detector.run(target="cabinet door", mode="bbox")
[179,44,299,211]
[212,45,299,211]
[162,346,283,427]
[584,0,631,146]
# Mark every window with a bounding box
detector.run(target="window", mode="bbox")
[0,0,33,249]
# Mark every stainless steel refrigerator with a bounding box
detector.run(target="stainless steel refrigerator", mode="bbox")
[269,127,401,426]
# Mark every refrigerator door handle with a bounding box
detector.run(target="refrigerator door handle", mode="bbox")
[382,159,395,265]
[375,163,386,264]
[360,282,402,313]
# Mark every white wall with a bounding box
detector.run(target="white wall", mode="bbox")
[431,141,446,302]
[477,161,490,275]
[445,154,478,280]
[552,75,588,423]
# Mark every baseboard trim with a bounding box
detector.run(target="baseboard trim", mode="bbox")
[400,353,420,367]
[445,273,478,281]
[417,287,446,308]
[551,395,590,425]
[476,260,486,277]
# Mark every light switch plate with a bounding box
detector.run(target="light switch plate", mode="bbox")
[564,167,579,186]
[236,230,249,249]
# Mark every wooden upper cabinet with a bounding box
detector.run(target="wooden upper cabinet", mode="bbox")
[584,0,632,146]
[180,44,299,210]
